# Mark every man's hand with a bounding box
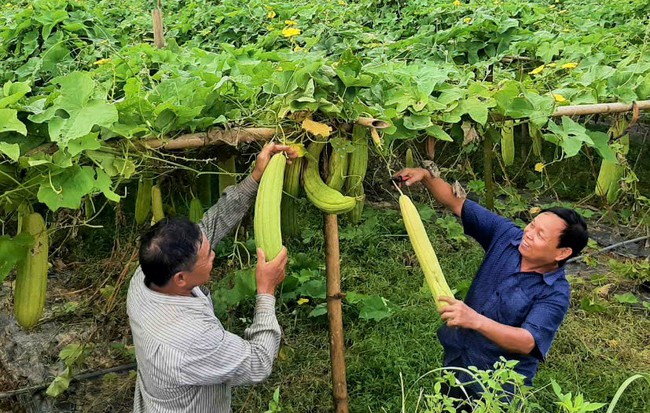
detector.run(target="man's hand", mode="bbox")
[438,296,483,330]
[252,143,299,182]
[255,247,288,295]
[393,168,432,187]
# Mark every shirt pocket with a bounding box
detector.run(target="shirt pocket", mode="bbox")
[498,287,532,326]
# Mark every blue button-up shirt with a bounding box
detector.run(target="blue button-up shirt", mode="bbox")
[438,200,570,390]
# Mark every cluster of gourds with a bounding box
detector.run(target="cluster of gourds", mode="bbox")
[255,125,369,261]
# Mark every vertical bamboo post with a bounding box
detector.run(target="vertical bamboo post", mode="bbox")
[484,64,495,210]
[152,0,165,49]
[324,214,349,413]
[483,131,495,211]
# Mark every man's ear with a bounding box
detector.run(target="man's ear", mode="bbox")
[171,271,189,288]
[555,247,572,263]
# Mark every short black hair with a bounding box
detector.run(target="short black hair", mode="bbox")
[542,207,588,266]
[139,217,202,287]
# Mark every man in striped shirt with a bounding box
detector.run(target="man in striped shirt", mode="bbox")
[127,144,297,413]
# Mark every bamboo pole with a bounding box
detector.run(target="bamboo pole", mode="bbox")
[152,0,165,49]
[324,214,349,413]
[483,131,495,210]
[140,127,276,150]
[551,100,650,117]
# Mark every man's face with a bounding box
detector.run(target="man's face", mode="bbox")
[185,234,216,288]
[519,212,571,267]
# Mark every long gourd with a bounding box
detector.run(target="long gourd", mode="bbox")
[345,125,368,223]
[399,194,454,310]
[14,213,49,329]
[281,157,303,238]
[304,142,357,215]
[255,153,285,261]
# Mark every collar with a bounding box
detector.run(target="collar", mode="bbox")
[510,237,566,286]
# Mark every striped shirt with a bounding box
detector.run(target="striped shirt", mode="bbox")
[127,176,282,413]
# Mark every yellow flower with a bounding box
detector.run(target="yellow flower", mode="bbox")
[453,0,462,6]
[562,28,570,33]
[529,65,545,75]
[549,4,556,9]
[529,206,542,215]
[547,63,557,68]
[297,298,309,305]
[267,10,276,19]
[282,27,301,38]
[338,0,347,5]
[285,20,297,26]
[552,94,567,103]
[294,45,303,52]
[561,62,578,69]
[463,17,473,24]
[94,58,112,66]
[534,163,545,173]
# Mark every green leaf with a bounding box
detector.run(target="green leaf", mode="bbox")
[403,114,432,130]
[614,293,639,305]
[545,117,593,157]
[425,125,452,142]
[587,131,616,162]
[0,81,31,108]
[67,133,101,157]
[308,303,328,317]
[86,150,136,178]
[35,9,69,40]
[0,142,20,161]
[463,96,493,125]
[580,297,608,314]
[0,109,27,135]
[37,166,95,211]
[28,72,117,148]
[93,169,120,202]
[59,344,85,366]
[46,367,72,398]
[358,295,398,321]
[0,233,33,282]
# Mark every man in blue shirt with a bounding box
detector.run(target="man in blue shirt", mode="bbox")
[393,166,588,398]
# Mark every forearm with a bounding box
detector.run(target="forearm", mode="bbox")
[474,315,535,355]
[422,174,465,217]
[231,295,282,385]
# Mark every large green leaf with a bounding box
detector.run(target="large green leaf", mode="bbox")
[28,72,118,148]
[37,166,96,211]
[0,109,27,135]
[0,233,33,282]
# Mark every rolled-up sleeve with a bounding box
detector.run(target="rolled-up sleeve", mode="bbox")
[521,288,570,361]
[180,295,281,386]
[461,200,516,251]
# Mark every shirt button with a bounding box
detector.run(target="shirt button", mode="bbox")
[496,292,500,296]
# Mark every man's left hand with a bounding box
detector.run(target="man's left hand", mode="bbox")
[438,296,483,330]
[252,143,299,182]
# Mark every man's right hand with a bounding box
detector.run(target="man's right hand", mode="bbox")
[255,247,288,295]
[393,168,431,187]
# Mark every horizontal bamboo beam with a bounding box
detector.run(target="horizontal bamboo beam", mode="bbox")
[142,118,389,150]
[141,127,277,150]
[551,100,650,117]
